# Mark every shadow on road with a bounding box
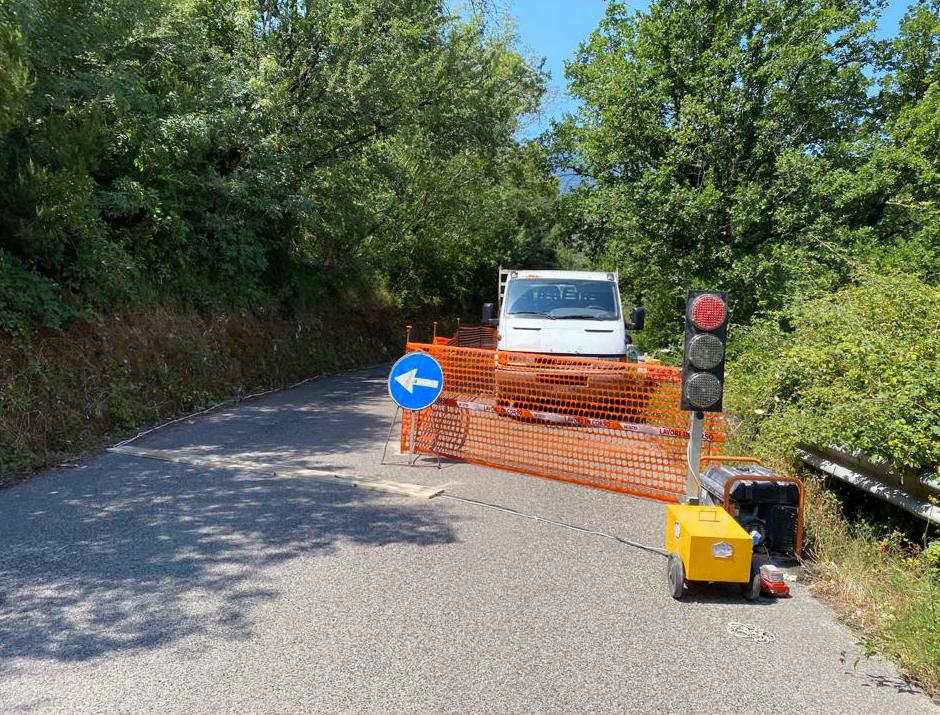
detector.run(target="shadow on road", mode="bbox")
[857,672,922,695]
[142,370,400,468]
[0,449,457,673]
[676,581,777,605]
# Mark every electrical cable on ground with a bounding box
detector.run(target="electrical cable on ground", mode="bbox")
[727,622,777,644]
[439,493,668,557]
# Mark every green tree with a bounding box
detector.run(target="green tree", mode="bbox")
[862,1,940,282]
[552,0,879,346]
[0,0,556,333]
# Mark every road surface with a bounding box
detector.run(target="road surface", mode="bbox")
[0,365,936,714]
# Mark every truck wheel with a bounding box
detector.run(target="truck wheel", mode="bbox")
[667,553,685,599]
[742,557,761,601]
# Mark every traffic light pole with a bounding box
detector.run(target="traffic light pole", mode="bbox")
[680,290,728,503]
[686,411,705,503]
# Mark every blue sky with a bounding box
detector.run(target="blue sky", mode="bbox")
[505,0,916,137]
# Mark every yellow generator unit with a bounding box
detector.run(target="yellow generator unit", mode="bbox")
[664,504,760,600]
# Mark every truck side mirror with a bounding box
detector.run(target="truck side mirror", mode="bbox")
[482,302,498,327]
[628,306,645,331]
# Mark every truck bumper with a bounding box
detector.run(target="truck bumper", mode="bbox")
[493,361,655,422]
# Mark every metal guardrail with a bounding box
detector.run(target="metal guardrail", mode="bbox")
[798,445,940,526]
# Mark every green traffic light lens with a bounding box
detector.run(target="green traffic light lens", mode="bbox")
[687,372,722,409]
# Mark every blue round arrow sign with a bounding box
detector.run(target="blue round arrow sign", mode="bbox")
[388,352,444,410]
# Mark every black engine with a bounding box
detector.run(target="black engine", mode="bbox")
[699,464,801,558]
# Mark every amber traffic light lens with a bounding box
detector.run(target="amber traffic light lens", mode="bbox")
[688,333,725,370]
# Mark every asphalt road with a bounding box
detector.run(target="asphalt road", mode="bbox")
[0,365,936,714]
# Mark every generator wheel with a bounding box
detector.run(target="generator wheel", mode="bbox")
[667,553,685,600]
[742,557,761,601]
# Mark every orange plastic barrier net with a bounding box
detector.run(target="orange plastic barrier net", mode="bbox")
[401,342,725,502]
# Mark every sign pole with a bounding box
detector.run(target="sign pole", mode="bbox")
[380,406,402,466]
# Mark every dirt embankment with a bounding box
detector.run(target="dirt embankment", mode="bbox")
[0,304,413,483]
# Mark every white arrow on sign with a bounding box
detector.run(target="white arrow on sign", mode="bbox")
[395,368,440,394]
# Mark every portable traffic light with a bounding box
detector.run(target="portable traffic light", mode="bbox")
[681,290,729,412]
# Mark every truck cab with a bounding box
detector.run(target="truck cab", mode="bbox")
[484,269,643,359]
[483,269,649,421]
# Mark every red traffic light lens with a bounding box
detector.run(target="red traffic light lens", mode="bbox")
[691,294,727,331]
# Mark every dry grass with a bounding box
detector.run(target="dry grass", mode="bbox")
[800,475,940,696]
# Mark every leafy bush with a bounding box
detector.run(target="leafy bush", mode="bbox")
[926,541,940,581]
[0,252,77,335]
[727,271,940,474]
[0,14,29,133]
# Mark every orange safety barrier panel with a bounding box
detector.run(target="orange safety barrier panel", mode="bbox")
[400,341,725,502]
[439,325,498,350]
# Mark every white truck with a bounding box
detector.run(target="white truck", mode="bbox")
[482,269,644,358]
[481,269,648,420]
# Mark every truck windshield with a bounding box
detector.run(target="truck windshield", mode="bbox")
[504,279,620,320]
